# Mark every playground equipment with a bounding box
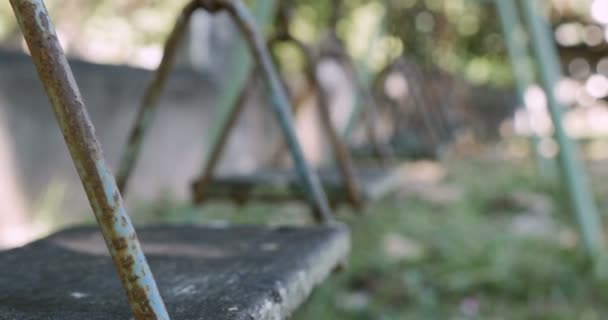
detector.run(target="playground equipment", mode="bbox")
[371,57,469,159]
[1,0,605,319]
[113,0,336,222]
[0,0,348,319]
[191,2,409,209]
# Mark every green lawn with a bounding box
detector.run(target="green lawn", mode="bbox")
[117,151,608,319]
[293,155,608,319]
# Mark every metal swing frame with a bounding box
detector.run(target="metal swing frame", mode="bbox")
[8,0,605,319]
[10,0,336,318]
[190,2,365,210]
[113,0,334,223]
[189,2,404,210]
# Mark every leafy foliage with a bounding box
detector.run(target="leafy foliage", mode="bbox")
[0,0,592,87]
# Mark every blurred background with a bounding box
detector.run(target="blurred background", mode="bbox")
[2,0,608,318]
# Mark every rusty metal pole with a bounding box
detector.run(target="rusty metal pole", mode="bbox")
[192,69,256,204]
[10,1,170,319]
[285,35,363,209]
[312,58,364,209]
[270,4,363,209]
[309,67,363,208]
[223,0,333,223]
[116,2,199,195]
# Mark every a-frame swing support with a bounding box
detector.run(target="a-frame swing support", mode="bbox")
[114,0,275,196]
[7,0,350,319]
[115,0,333,223]
[192,2,365,210]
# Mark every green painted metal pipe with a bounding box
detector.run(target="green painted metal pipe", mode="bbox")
[10,1,170,319]
[520,0,604,256]
[493,0,551,178]
[223,0,333,222]
[269,2,364,210]
[201,0,276,171]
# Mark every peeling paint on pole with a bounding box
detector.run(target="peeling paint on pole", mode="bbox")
[9,0,170,318]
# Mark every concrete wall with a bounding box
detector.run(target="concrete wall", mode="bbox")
[0,50,284,247]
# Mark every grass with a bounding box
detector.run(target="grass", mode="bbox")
[292,154,608,319]
[58,149,608,319]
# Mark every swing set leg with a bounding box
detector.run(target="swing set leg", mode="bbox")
[10,1,170,319]
[191,69,256,204]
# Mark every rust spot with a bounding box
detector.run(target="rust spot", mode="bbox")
[128,274,140,282]
[121,255,135,269]
[131,285,157,320]
[101,213,114,228]
[112,237,128,250]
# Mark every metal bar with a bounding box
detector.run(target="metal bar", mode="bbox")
[199,0,277,184]
[9,1,170,319]
[192,68,256,204]
[316,0,380,168]
[309,49,364,209]
[116,2,198,195]
[494,0,551,178]
[520,0,605,256]
[222,0,333,223]
[270,3,363,209]
[266,38,300,167]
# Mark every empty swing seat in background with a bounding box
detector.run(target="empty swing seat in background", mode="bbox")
[0,224,349,320]
[194,165,409,206]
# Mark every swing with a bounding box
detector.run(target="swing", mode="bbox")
[190,3,408,209]
[0,1,349,319]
